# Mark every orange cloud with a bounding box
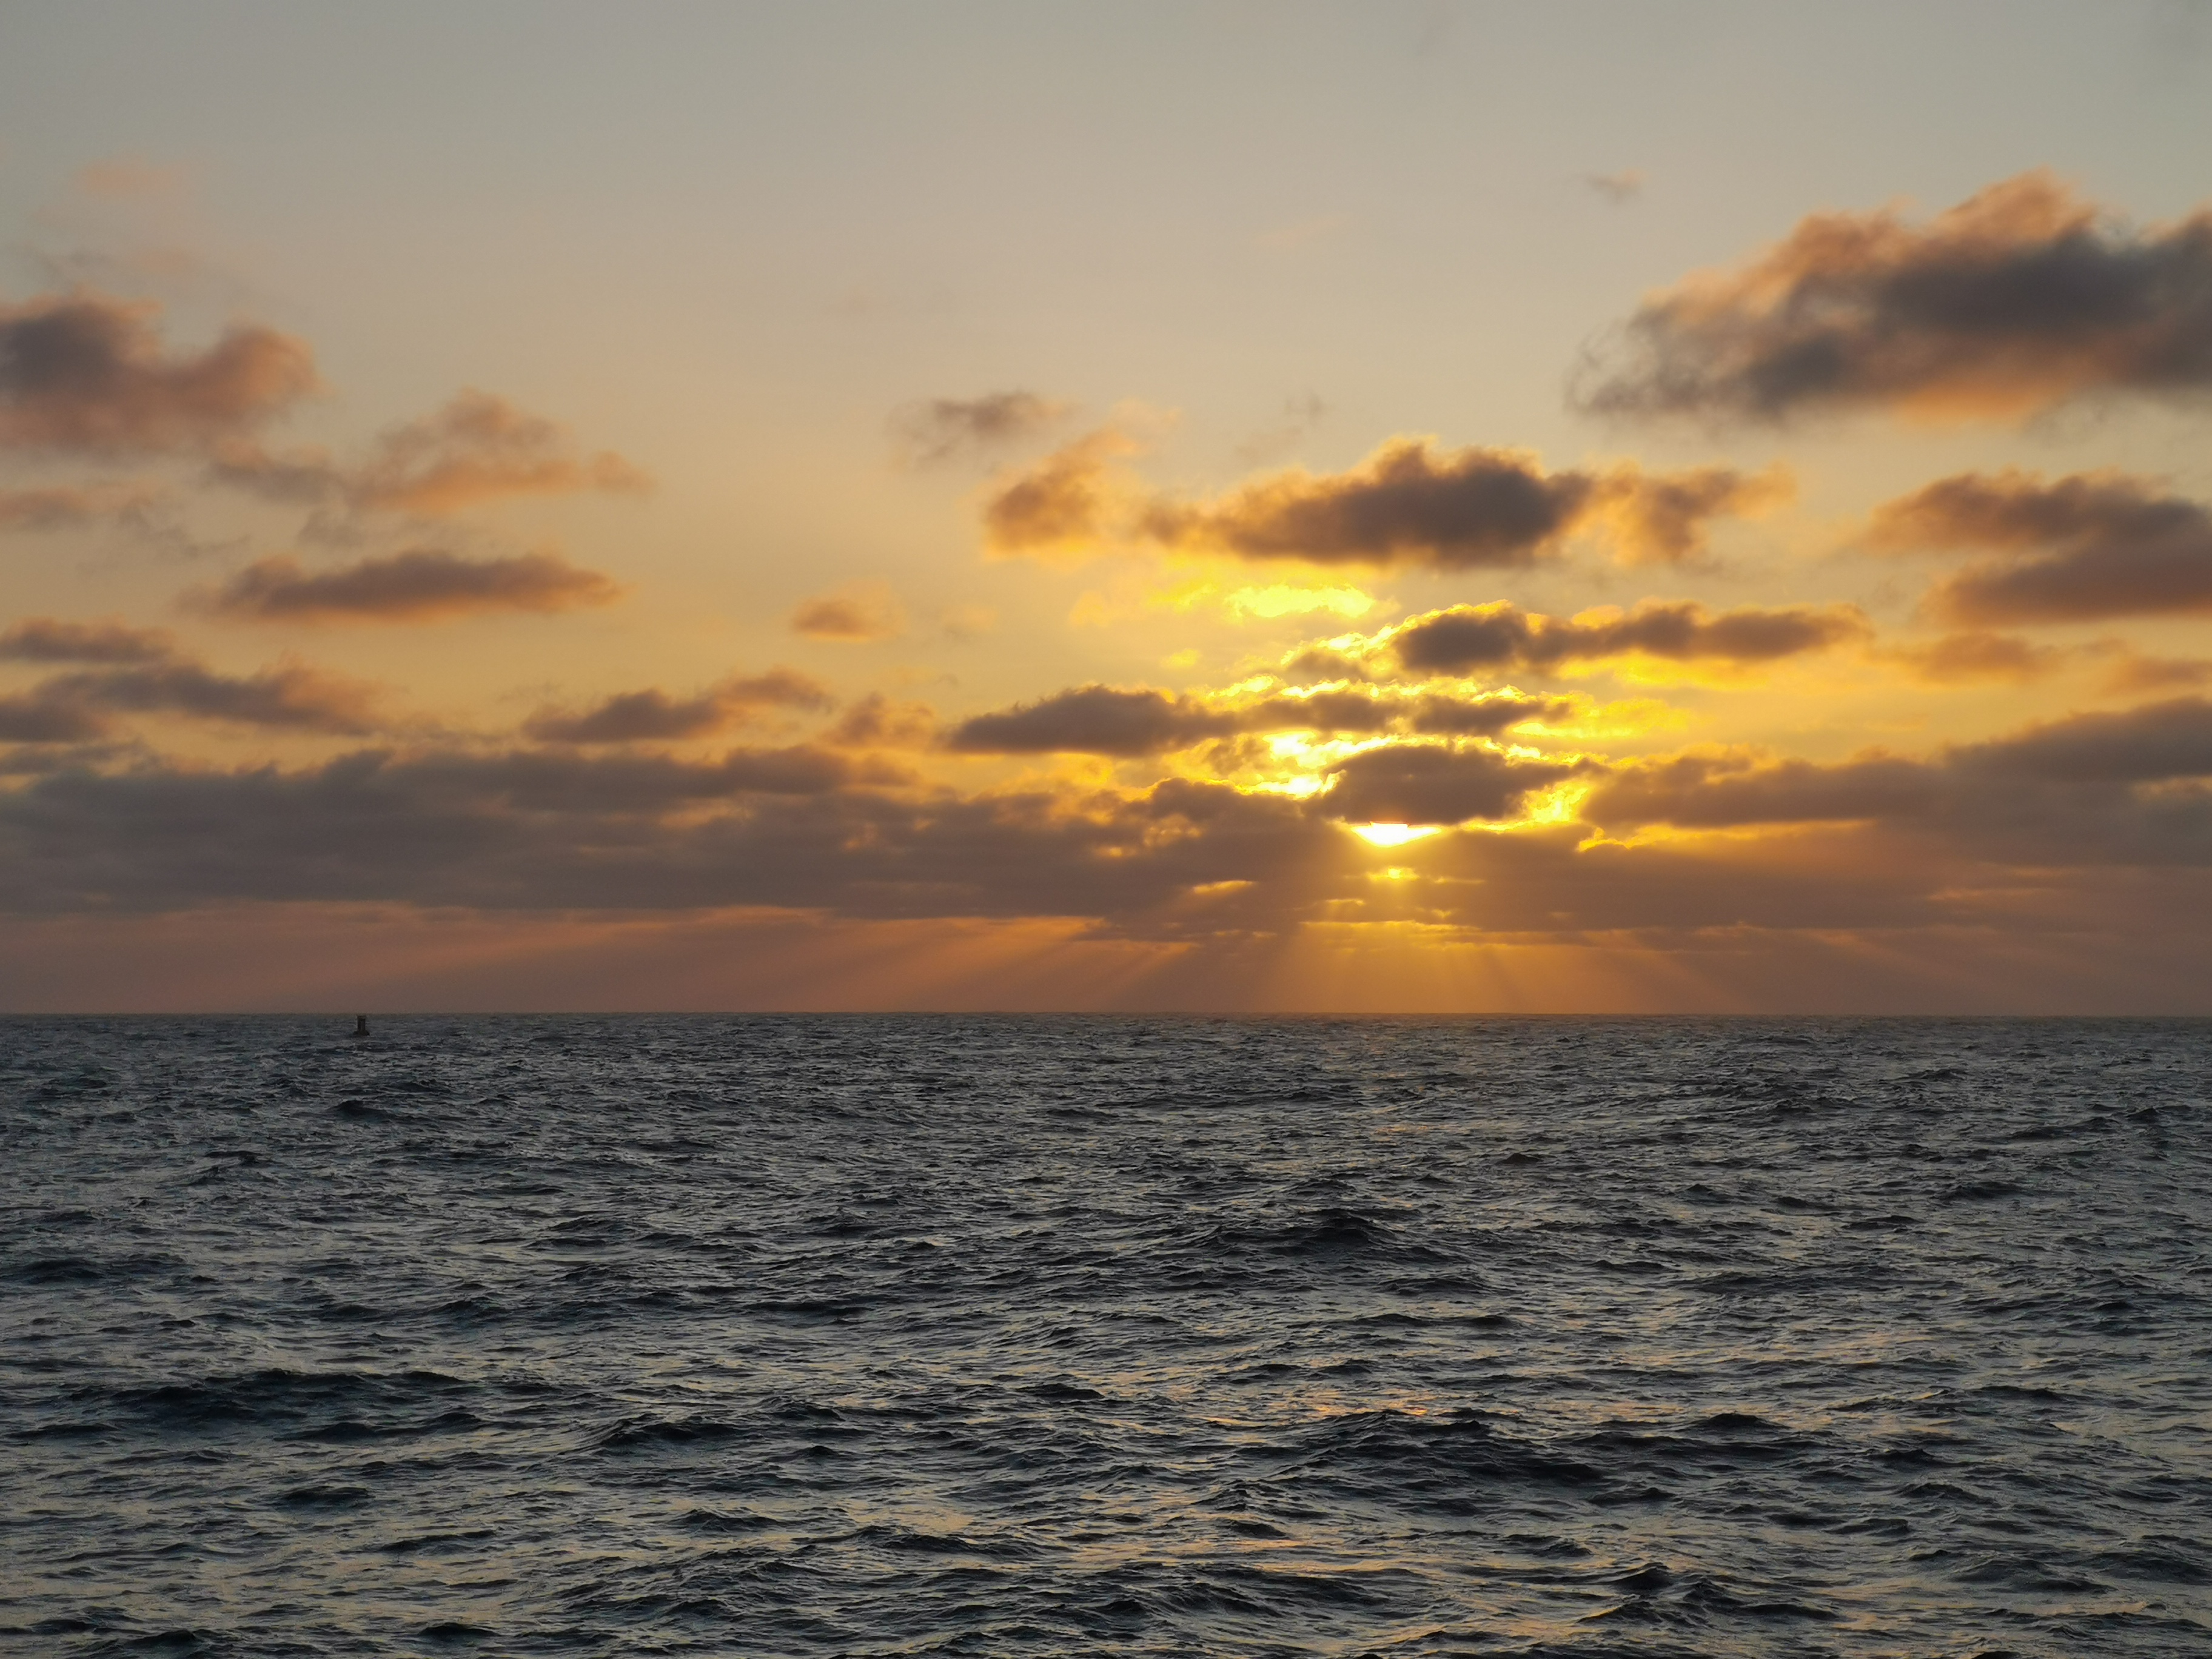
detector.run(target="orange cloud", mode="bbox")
[980,427,1143,557]
[209,389,650,518]
[198,549,624,624]
[790,580,906,642]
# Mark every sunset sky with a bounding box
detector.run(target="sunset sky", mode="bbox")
[5,1,2212,1011]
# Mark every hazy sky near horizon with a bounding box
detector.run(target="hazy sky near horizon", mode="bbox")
[5,0,2212,1011]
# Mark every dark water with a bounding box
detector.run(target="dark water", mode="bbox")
[4,1017,2210,1658]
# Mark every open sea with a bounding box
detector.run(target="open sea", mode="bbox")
[3,1015,2208,1658]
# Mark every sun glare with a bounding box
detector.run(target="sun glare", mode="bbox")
[1352,823,1441,848]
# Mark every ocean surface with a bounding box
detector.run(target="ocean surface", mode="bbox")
[3,1017,2209,1658]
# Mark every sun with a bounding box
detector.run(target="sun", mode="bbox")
[1351,823,1441,848]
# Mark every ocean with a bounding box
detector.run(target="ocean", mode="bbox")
[3,1015,2208,1657]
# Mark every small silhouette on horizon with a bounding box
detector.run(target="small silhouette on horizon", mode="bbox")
[354,1014,370,1038]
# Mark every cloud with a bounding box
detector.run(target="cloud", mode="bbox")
[1584,170,1644,205]
[0,749,1330,922]
[822,693,939,749]
[947,686,1241,757]
[0,617,176,664]
[0,692,109,744]
[197,548,624,624]
[789,580,906,642]
[0,292,317,452]
[0,660,380,740]
[1592,464,1792,566]
[945,681,1574,757]
[1314,742,1585,825]
[1583,700,2212,868]
[980,427,1144,555]
[523,669,831,744]
[1870,469,2212,624]
[1384,598,1871,675]
[891,390,1070,464]
[1583,751,1940,830]
[1956,695,2212,785]
[208,389,651,517]
[35,661,383,734]
[0,615,381,735]
[2103,654,2212,695]
[1573,172,2212,423]
[1879,630,2066,684]
[0,483,156,532]
[1136,440,1785,569]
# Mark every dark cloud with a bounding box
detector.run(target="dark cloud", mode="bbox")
[946,683,1575,757]
[1407,691,1577,736]
[1583,700,2212,870]
[891,390,1070,464]
[1574,172,2212,424]
[208,390,650,517]
[1871,469,2212,624]
[1584,170,1646,205]
[523,669,831,744]
[0,292,317,452]
[1138,440,1782,569]
[198,549,624,624]
[1389,599,1869,675]
[1956,696,2212,785]
[0,693,109,744]
[0,617,176,664]
[2,708,2207,954]
[1315,742,1584,825]
[947,687,1241,757]
[0,749,1335,923]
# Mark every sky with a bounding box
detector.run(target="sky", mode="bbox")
[4,0,2212,1012]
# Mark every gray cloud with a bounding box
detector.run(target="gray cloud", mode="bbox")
[945,683,1575,757]
[0,617,176,664]
[1315,742,1584,825]
[0,615,381,735]
[1583,699,2212,868]
[891,390,1070,464]
[1574,172,2212,424]
[33,662,382,734]
[523,669,832,744]
[1871,469,2212,625]
[198,549,625,624]
[1389,599,1870,675]
[0,292,317,452]
[1138,440,1783,569]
